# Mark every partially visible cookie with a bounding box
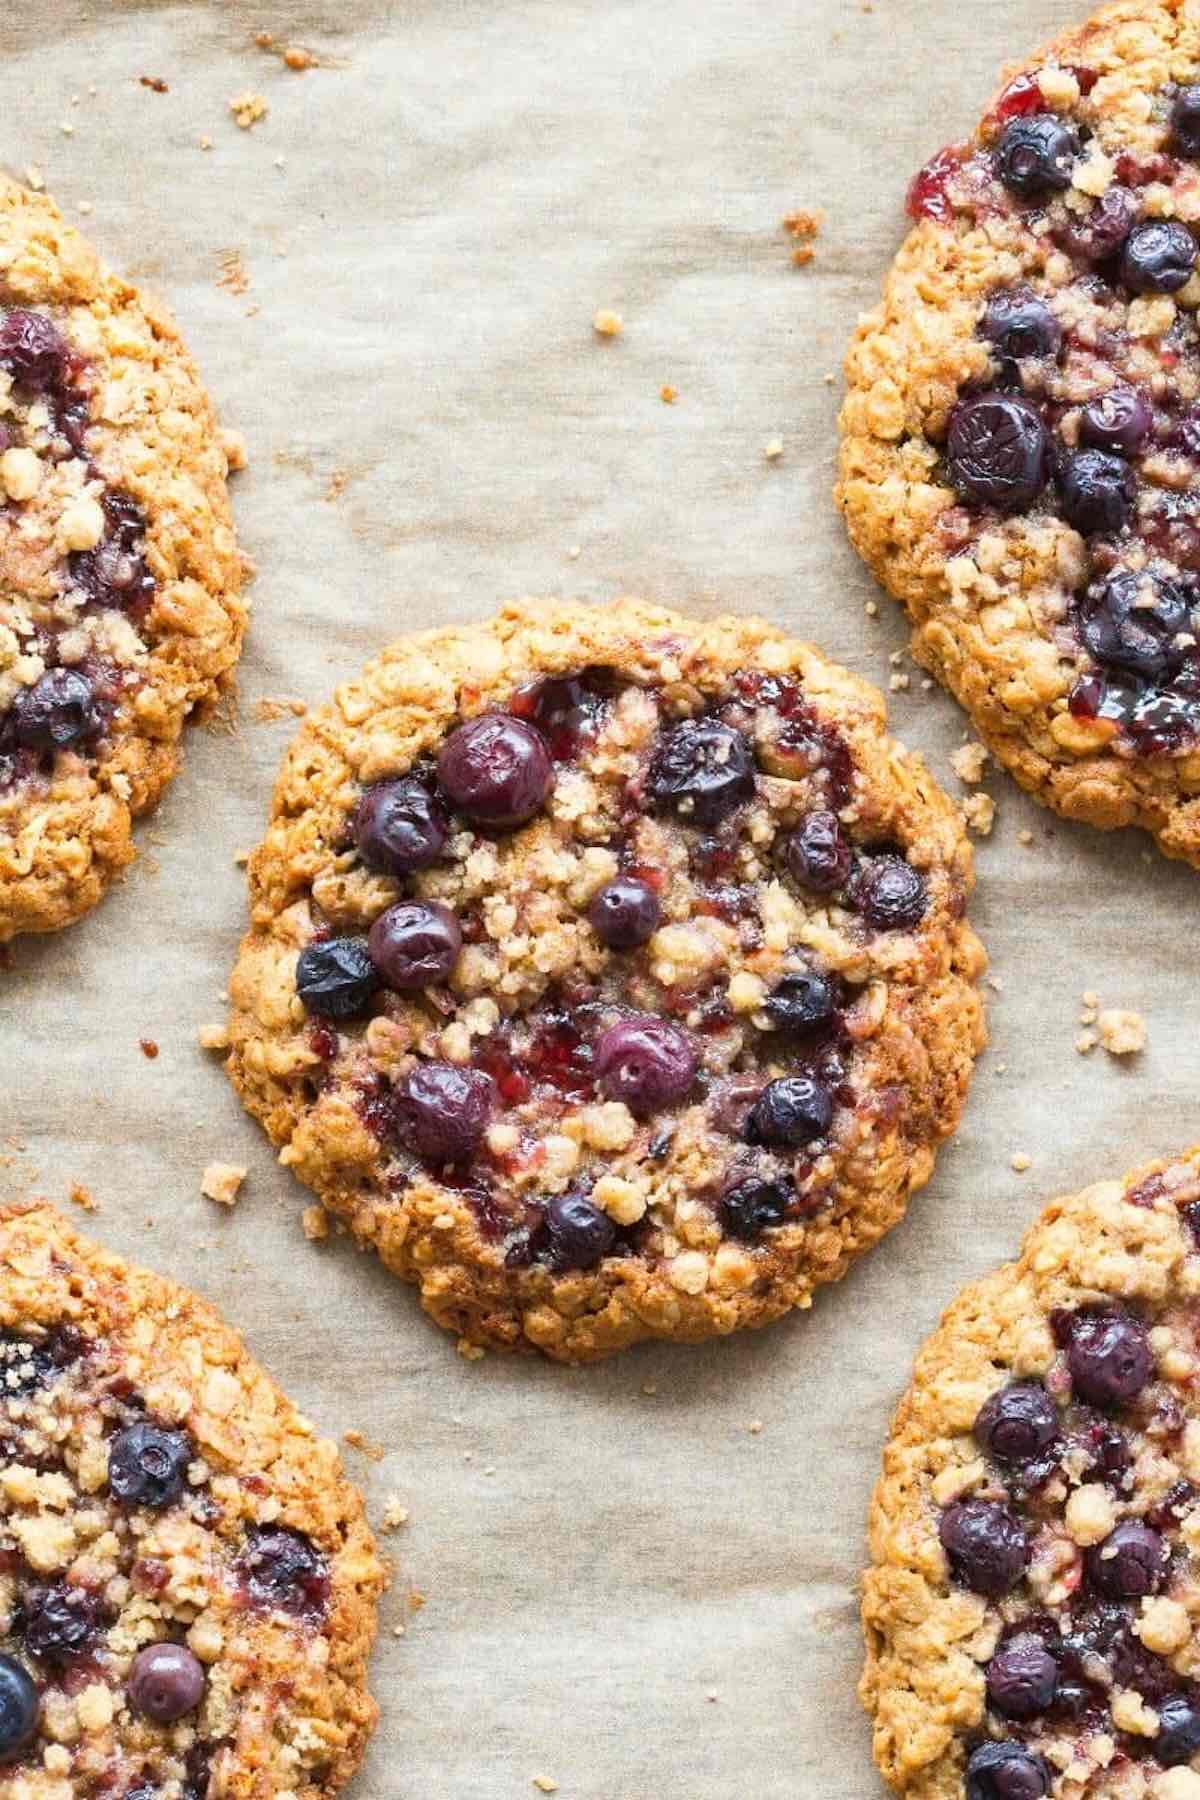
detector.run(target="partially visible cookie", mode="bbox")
[837,0,1200,869]
[225,597,985,1363]
[863,1147,1200,1800]
[0,178,246,945]
[0,1200,384,1797]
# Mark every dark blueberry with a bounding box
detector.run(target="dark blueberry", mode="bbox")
[974,1382,1058,1465]
[1066,1307,1154,1406]
[23,1583,102,1666]
[0,1327,82,1397]
[646,718,756,827]
[947,392,1050,512]
[985,1636,1058,1720]
[965,1741,1050,1800]
[992,114,1080,198]
[1059,449,1135,536]
[1075,1410,1131,1488]
[127,1643,205,1723]
[719,1175,794,1241]
[69,496,155,611]
[1155,1691,1200,1766]
[8,669,100,753]
[593,1015,697,1114]
[436,714,553,828]
[1059,183,1138,262]
[1086,1519,1166,1598]
[367,901,461,990]
[354,777,448,875]
[543,1191,617,1272]
[785,810,851,892]
[745,1076,833,1147]
[237,1524,330,1619]
[1121,219,1198,294]
[107,1422,190,1509]
[588,877,661,949]
[1171,84,1200,157]
[1079,570,1192,681]
[938,1500,1029,1596]
[0,308,68,389]
[1079,385,1152,456]
[0,1655,37,1764]
[393,1061,495,1163]
[852,855,928,931]
[762,969,837,1036]
[981,289,1062,362]
[295,937,378,1021]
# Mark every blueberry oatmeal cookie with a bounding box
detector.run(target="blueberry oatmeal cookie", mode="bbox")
[0,178,245,945]
[862,1147,1200,1800]
[837,0,1200,869]
[0,1198,384,1798]
[224,598,985,1363]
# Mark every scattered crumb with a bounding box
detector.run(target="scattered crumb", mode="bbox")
[986,974,1003,993]
[76,200,93,216]
[764,436,784,461]
[592,308,623,338]
[566,545,581,560]
[532,1780,559,1795]
[301,1204,329,1241]
[706,1689,720,1703]
[1082,989,1099,1009]
[229,91,268,130]
[198,135,213,151]
[950,742,989,785]
[641,1380,658,1397]
[782,207,823,267]
[888,671,910,693]
[864,600,878,618]
[660,384,677,404]
[1011,1152,1032,1173]
[216,250,249,296]
[234,848,251,867]
[995,1061,1008,1074]
[139,1037,159,1060]
[68,1183,98,1213]
[197,1022,230,1052]
[1098,1008,1147,1058]
[747,1419,764,1435]
[408,1590,425,1613]
[139,75,169,93]
[457,1338,486,1362]
[219,428,248,472]
[1018,829,1035,846]
[1075,1030,1098,1055]
[200,1162,247,1207]
[24,165,44,191]
[381,1496,409,1533]
[59,122,75,138]
[252,695,308,723]
[961,793,995,837]
[344,1429,386,1464]
[284,45,318,70]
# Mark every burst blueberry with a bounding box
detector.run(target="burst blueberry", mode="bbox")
[393,1062,495,1163]
[646,718,756,827]
[1079,571,1191,682]
[237,1525,330,1619]
[947,393,1050,513]
[938,1499,1029,1596]
[1155,1692,1200,1766]
[543,1192,617,1271]
[1059,449,1135,536]
[762,969,836,1036]
[295,937,378,1020]
[719,1175,794,1241]
[1080,386,1152,456]
[23,1583,102,1667]
[785,810,851,892]
[9,670,100,753]
[0,308,68,389]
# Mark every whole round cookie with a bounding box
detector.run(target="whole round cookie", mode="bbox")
[225,598,985,1363]
[0,1200,384,1797]
[0,178,245,945]
[837,0,1200,869]
[863,1147,1200,1800]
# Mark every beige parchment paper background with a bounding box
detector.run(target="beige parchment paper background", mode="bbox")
[3,1,1195,1794]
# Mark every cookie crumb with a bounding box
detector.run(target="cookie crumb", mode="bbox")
[139,75,169,93]
[660,384,677,404]
[139,1038,159,1060]
[1098,1008,1147,1058]
[216,250,249,296]
[592,308,623,338]
[252,695,308,723]
[408,1590,425,1612]
[25,165,44,191]
[219,428,248,472]
[1018,828,1035,846]
[301,1204,329,1241]
[950,742,989,785]
[747,1419,764,1435]
[68,1183,98,1213]
[889,671,910,693]
[457,1337,486,1362]
[782,207,823,266]
[1011,1152,1032,1173]
[344,1429,386,1463]
[641,1380,658,1396]
[532,1779,559,1795]
[381,1495,409,1532]
[960,793,995,837]
[865,600,878,617]
[284,44,317,70]
[200,1163,247,1207]
[229,91,268,130]
[764,436,784,460]
[197,1022,230,1052]
[198,135,213,151]
[1075,1030,1097,1055]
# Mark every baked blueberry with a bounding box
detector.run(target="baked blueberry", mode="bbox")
[1066,1307,1154,1405]
[1060,183,1138,262]
[0,1655,37,1764]
[646,718,756,826]
[0,1327,83,1397]
[985,1636,1058,1720]
[8,669,100,753]
[981,289,1062,363]
[0,308,68,389]
[393,1062,495,1164]
[594,1015,697,1113]
[367,901,462,990]
[108,1422,190,1509]
[745,1076,833,1146]
[938,1499,1029,1596]
[543,1191,617,1271]
[237,1525,330,1619]
[1059,449,1135,536]
[23,1582,102,1666]
[1155,1691,1200,1766]
[436,714,553,828]
[973,1381,1058,1465]
[719,1175,794,1241]
[127,1643,206,1723]
[992,114,1080,198]
[1121,219,1198,294]
[588,877,661,949]
[785,810,851,892]
[762,969,837,1035]
[354,777,448,875]
[295,937,379,1020]
[1079,571,1192,681]
[947,392,1050,512]
[1079,385,1152,456]
[852,855,928,931]
[1171,85,1200,157]
[1086,1519,1166,1598]
[965,1742,1050,1800]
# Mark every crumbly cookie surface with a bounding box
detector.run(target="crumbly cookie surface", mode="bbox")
[863,1146,1200,1800]
[0,1200,384,1799]
[836,0,1200,869]
[0,178,245,944]
[224,597,985,1363]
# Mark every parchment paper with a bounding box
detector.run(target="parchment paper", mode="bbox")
[4,2,1196,1794]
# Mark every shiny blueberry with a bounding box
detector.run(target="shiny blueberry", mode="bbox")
[993,114,1080,198]
[593,1015,697,1114]
[23,1583,102,1667]
[1079,385,1152,456]
[237,1525,330,1619]
[938,1500,1029,1597]
[981,290,1062,363]
[1121,219,1198,293]
[647,718,756,827]
[1087,1519,1166,1599]
[985,1636,1058,1720]
[0,1655,37,1764]
[393,1061,495,1163]
[719,1175,794,1241]
[965,1742,1050,1800]
[1059,449,1135,536]
[354,777,448,875]
[0,308,68,389]
[588,877,661,949]
[127,1643,206,1723]
[974,1382,1058,1465]
[1066,1307,1154,1406]
[1171,85,1200,157]
[785,810,851,892]
[107,1422,190,1509]
[947,392,1050,513]
[436,714,553,828]
[1079,570,1192,681]
[367,901,461,990]
[543,1192,617,1271]
[852,855,928,931]
[1060,183,1138,262]
[1155,1692,1200,1766]
[8,669,100,753]
[762,969,837,1036]
[745,1076,833,1147]
[295,937,378,1020]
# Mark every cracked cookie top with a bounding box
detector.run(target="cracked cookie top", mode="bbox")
[0,179,245,947]
[224,598,985,1363]
[0,1201,384,1800]
[836,0,1200,869]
